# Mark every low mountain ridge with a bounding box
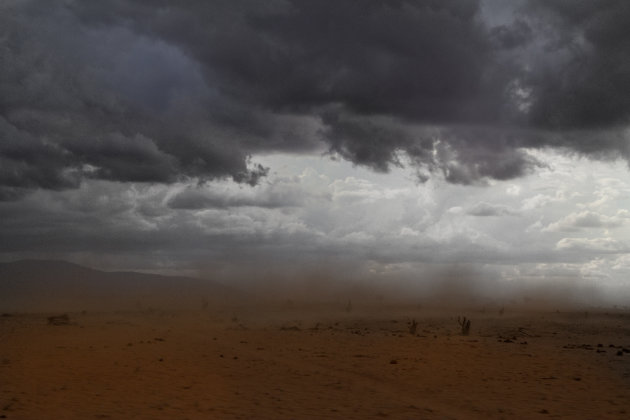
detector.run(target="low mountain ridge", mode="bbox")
[0,259,243,312]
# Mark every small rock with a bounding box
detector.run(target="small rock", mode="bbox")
[47,314,70,325]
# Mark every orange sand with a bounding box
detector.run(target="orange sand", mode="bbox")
[2,306,630,419]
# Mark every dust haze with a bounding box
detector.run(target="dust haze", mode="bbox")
[0,259,621,315]
[2,259,630,419]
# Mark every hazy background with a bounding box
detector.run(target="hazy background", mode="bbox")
[1,0,630,308]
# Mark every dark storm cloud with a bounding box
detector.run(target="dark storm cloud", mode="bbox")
[1,0,630,198]
[489,19,533,50]
[323,115,541,184]
[525,0,630,129]
[0,1,275,198]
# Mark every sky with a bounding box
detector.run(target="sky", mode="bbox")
[1,0,630,303]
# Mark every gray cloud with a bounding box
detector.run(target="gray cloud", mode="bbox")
[543,210,628,232]
[167,179,308,210]
[489,19,533,49]
[467,202,518,217]
[1,0,630,200]
[555,237,629,254]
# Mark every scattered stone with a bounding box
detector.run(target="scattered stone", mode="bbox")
[280,326,301,331]
[47,314,70,325]
[563,344,594,350]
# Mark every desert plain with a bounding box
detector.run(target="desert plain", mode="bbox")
[2,301,630,419]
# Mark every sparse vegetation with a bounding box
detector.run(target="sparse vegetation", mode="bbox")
[408,319,418,335]
[457,316,471,336]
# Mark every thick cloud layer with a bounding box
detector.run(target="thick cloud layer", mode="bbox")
[1,0,630,199]
[2,151,630,303]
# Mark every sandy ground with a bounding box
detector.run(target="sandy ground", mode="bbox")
[2,304,630,419]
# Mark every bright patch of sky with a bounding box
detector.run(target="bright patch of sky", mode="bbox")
[251,149,630,301]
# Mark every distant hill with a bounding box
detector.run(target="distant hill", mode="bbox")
[0,259,244,312]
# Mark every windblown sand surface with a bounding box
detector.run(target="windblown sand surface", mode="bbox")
[2,305,630,419]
